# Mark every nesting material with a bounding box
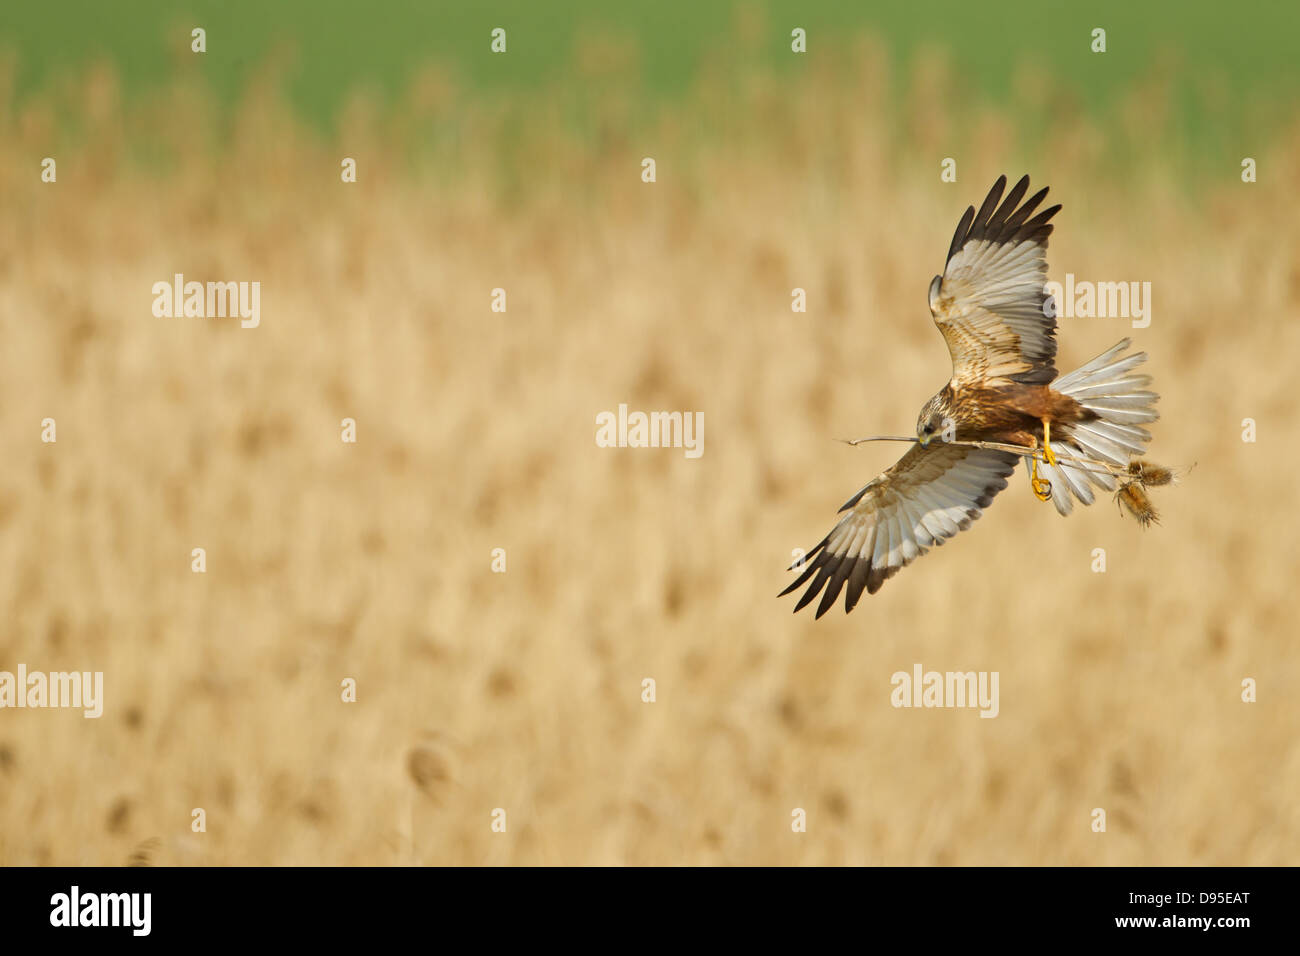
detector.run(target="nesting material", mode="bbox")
[1114,458,1178,527]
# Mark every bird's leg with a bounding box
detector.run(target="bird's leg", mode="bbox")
[1028,437,1052,502]
[1040,418,1058,468]
[1030,456,1052,501]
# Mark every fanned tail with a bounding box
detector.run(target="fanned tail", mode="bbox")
[1036,338,1159,516]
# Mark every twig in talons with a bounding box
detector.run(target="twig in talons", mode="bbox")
[838,434,1126,481]
[838,435,916,447]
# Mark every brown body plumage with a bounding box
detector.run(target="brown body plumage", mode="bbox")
[937,381,1097,451]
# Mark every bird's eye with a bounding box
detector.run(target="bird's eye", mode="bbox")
[923,424,934,435]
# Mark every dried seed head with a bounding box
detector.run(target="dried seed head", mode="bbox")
[1126,459,1175,487]
[1116,481,1159,527]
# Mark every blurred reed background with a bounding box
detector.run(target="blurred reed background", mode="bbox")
[0,1,1297,865]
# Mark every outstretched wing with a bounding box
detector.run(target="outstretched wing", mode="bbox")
[781,443,1018,617]
[928,174,1062,387]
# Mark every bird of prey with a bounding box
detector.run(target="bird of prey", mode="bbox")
[782,174,1160,617]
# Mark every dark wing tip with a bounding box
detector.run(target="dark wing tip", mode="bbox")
[783,537,869,616]
[782,535,829,576]
[946,176,1060,267]
[981,175,1008,212]
[945,205,977,265]
[989,176,1030,232]
[787,530,903,615]
[866,564,899,595]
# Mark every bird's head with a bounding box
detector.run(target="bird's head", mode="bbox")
[916,396,951,448]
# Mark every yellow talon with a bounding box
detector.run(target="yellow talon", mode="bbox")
[1041,418,1058,468]
[1030,454,1052,502]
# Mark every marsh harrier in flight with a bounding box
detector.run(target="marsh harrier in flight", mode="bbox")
[782,175,1160,617]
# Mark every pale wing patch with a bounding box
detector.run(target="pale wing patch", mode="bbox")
[929,175,1061,387]
[781,443,1018,617]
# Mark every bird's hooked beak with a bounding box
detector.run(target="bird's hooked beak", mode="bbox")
[919,433,931,448]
